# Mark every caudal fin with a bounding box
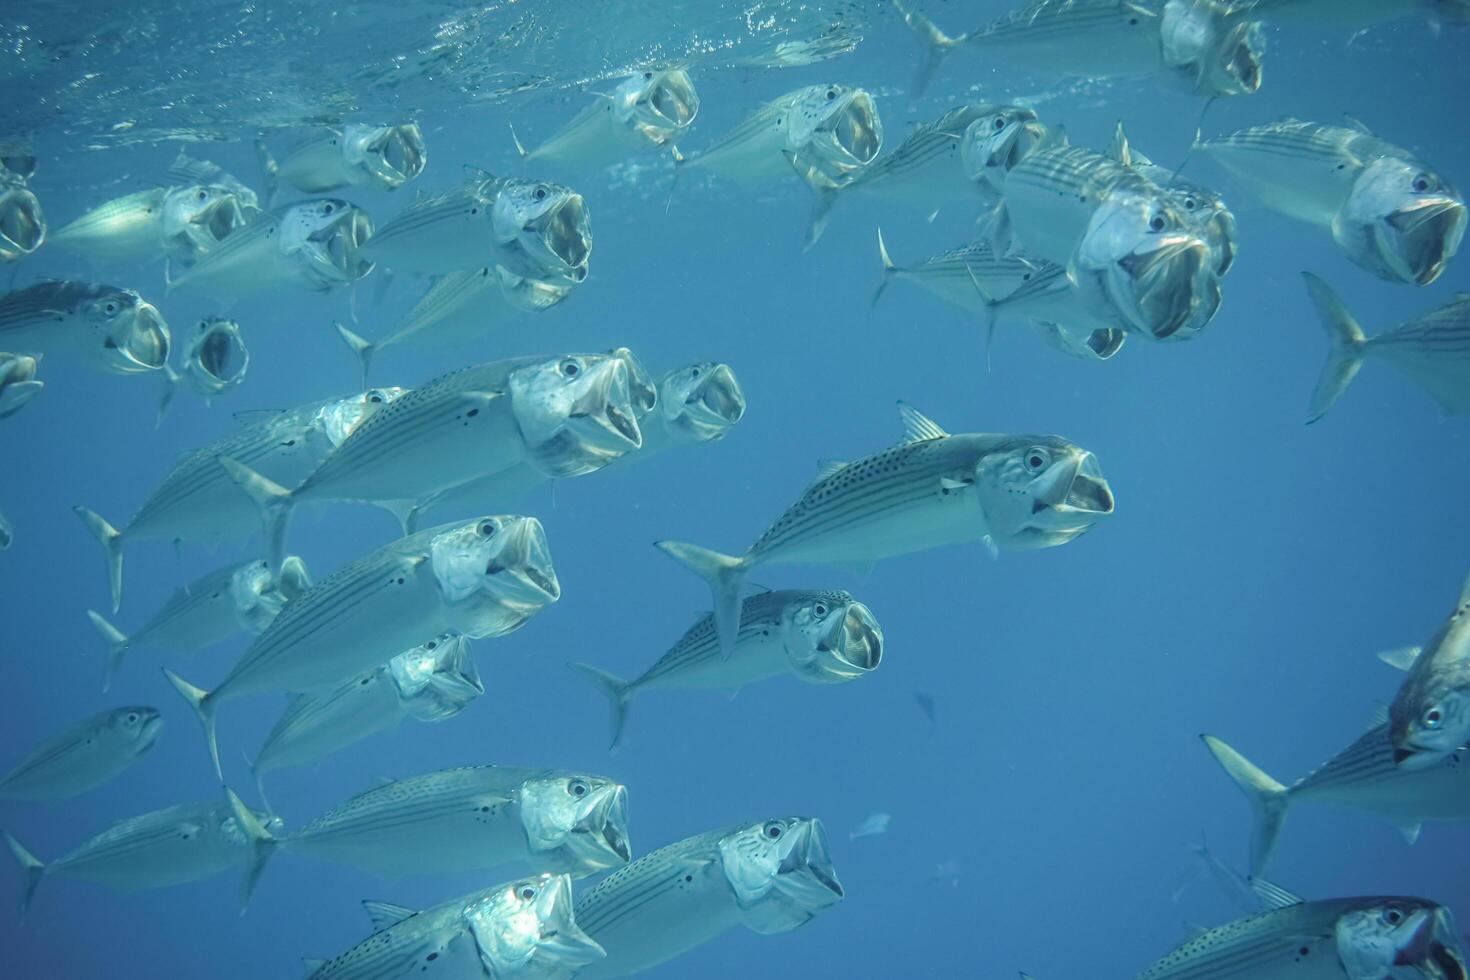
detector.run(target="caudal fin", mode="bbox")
[217,456,294,575]
[85,610,131,692]
[803,186,839,252]
[164,669,222,779]
[224,786,278,914]
[73,506,123,613]
[890,0,961,97]
[333,321,375,390]
[653,540,748,660]
[872,227,900,310]
[1200,735,1289,879]
[155,364,181,428]
[569,663,635,749]
[3,831,45,921]
[1301,272,1366,424]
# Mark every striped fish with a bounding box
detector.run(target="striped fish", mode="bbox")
[1113,122,1237,276]
[574,817,843,978]
[257,123,426,203]
[82,556,308,692]
[165,515,560,777]
[960,105,1055,207]
[50,184,256,264]
[1200,119,1465,285]
[72,386,404,612]
[0,351,43,418]
[157,315,250,421]
[2,799,281,920]
[0,280,169,375]
[0,164,44,261]
[571,589,882,749]
[302,873,603,980]
[514,69,699,169]
[1303,273,1470,422]
[657,403,1114,657]
[0,707,162,804]
[1137,882,1466,980]
[228,766,629,906]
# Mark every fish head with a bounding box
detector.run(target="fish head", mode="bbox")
[787,85,883,183]
[974,436,1115,550]
[0,172,45,261]
[341,123,427,190]
[1075,190,1222,340]
[519,773,632,874]
[161,184,257,258]
[430,516,560,634]
[183,316,249,393]
[615,69,700,145]
[1336,900,1466,980]
[277,198,375,288]
[1160,0,1265,97]
[780,590,884,684]
[467,873,605,977]
[316,385,408,448]
[719,817,844,934]
[389,633,485,721]
[0,352,43,418]
[106,706,164,755]
[1388,668,1470,772]
[82,286,171,374]
[1163,180,1238,276]
[508,353,643,477]
[492,180,592,281]
[656,361,746,444]
[960,106,1049,197]
[1334,156,1467,285]
[231,559,288,632]
[498,267,580,313]
[606,346,659,420]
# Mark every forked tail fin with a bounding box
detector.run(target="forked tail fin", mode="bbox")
[217,456,294,575]
[334,321,375,390]
[568,663,635,750]
[1200,735,1290,879]
[164,669,222,779]
[872,226,900,310]
[254,139,280,208]
[1300,272,1367,424]
[890,0,962,97]
[224,786,279,914]
[85,610,130,692]
[653,540,748,660]
[73,506,123,613]
[2,831,45,922]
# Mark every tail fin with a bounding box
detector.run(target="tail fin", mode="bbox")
[568,663,635,749]
[3,831,45,921]
[73,506,123,613]
[224,786,278,913]
[962,260,1002,372]
[1300,272,1366,424]
[334,320,375,390]
[509,122,530,160]
[653,541,748,660]
[216,456,294,574]
[156,364,181,428]
[803,186,839,252]
[85,610,131,692]
[664,145,685,215]
[1200,735,1289,879]
[164,669,222,779]
[890,0,961,97]
[872,227,899,309]
[254,139,280,208]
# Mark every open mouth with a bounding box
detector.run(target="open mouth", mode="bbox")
[1392,743,1442,770]
[374,125,427,186]
[116,303,171,372]
[315,210,376,281]
[196,323,247,385]
[1118,239,1219,340]
[0,188,44,257]
[1429,942,1468,980]
[648,72,699,129]
[1218,25,1264,94]
[831,602,883,673]
[535,195,591,272]
[1388,199,1467,285]
[199,197,248,245]
[1086,328,1127,359]
[789,822,844,901]
[998,118,1046,172]
[829,96,881,167]
[694,365,746,425]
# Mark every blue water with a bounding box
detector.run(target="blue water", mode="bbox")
[3,2,1469,976]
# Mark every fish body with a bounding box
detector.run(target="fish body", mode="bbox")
[0,164,45,261]
[520,70,699,169]
[1201,120,1465,285]
[1389,571,1470,771]
[260,123,426,199]
[0,351,44,418]
[51,184,257,264]
[572,588,881,747]
[575,817,844,978]
[0,707,162,803]
[0,280,170,375]
[657,403,1114,656]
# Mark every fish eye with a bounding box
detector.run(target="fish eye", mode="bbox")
[477,519,497,538]
[517,884,537,901]
[560,358,581,378]
[1412,173,1432,193]
[763,822,783,840]
[104,301,118,314]
[1149,214,1167,232]
[1182,197,1198,211]
[322,202,334,214]
[813,602,828,617]
[825,88,837,101]
[425,640,437,650]
[1383,907,1405,925]
[1423,706,1444,729]
[643,71,653,81]
[127,712,139,723]
[689,366,701,378]
[196,189,207,201]
[534,185,549,200]
[568,779,589,798]
[1025,448,1050,472]
[993,116,1006,130]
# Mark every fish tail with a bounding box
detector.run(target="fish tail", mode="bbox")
[164,669,223,780]
[803,186,839,252]
[568,663,635,750]
[275,556,312,603]
[216,455,294,575]
[508,122,530,160]
[664,144,685,215]
[1199,735,1289,879]
[333,320,375,391]
[246,754,275,820]
[156,363,181,428]
[72,506,124,613]
[3,831,45,922]
[653,540,748,660]
[254,139,279,209]
[890,0,960,97]
[961,260,1002,373]
[1300,272,1366,424]
[84,610,130,692]
[224,785,278,914]
[871,226,899,310]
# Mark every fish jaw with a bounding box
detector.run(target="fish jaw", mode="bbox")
[512,355,644,478]
[960,110,1048,192]
[0,180,45,260]
[470,874,606,977]
[498,185,593,281]
[481,515,562,610]
[346,123,427,190]
[1373,197,1467,285]
[433,517,560,635]
[297,203,376,288]
[804,600,884,683]
[1095,233,1221,341]
[564,783,633,873]
[103,297,171,374]
[185,316,249,394]
[732,818,845,935]
[808,89,883,181]
[1161,0,1266,97]
[628,69,700,144]
[661,362,747,443]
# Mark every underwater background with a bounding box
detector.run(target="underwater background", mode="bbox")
[1,1,1468,976]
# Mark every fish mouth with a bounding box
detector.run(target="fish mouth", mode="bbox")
[1030,452,1115,530]
[607,347,658,418]
[578,784,632,868]
[367,124,427,188]
[529,877,606,968]
[676,363,746,440]
[823,601,884,678]
[1210,22,1265,96]
[0,184,45,259]
[1200,208,1238,277]
[195,194,251,247]
[778,819,845,905]
[1086,328,1127,359]
[565,359,644,457]
[1392,742,1444,771]
[194,320,248,386]
[641,69,700,132]
[484,517,561,606]
[310,207,376,284]
[1113,237,1220,340]
[827,91,882,168]
[111,301,171,373]
[526,193,592,276]
[1393,908,1468,980]
[1384,198,1467,285]
[140,713,166,745]
[994,117,1046,172]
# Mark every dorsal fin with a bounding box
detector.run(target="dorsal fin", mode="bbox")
[814,458,848,481]
[1039,124,1068,151]
[747,582,774,595]
[1376,647,1422,671]
[897,402,949,443]
[1342,114,1374,136]
[1369,703,1390,728]
[302,958,325,975]
[1250,878,1302,909]
[362,899,416,931]
[1111,121,1132,168]
[233,408,285,424]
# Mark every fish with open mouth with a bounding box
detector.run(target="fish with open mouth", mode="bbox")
[165,198,374,299]
[0,351,43,417]
[157,315,251,422]
[0,280,170,374]
[0,707,163,804]
[1387,568,1470,772]
[1137,879,1467,980]
[301,873,604,980]
[1200,118,1466,285]
[165,515,561,777]
[513,69,700,169]
[0,162,45,262]
[51,183,258,265]
[1112,123,1237,277]
[257,123,426,203]
[574,817,844,978]
[960,104,1056,208]
[73,386,404,612]
[362,173,591,284]
[656,403,1114,658]
[572,589,882,749]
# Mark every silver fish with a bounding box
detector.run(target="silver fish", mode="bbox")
[73,386,404,612]
[165,198,374,299]
[0,280,170,375]
[2,798,281,920]
[83,556,308,691]
[1303,273,1470,422]
[0,165,45,261]
[1200,118,1466,285]
[165,150,260,212]
[157,315,251,423]
[0,351,43,418]
[514,69,699,169]
[258,123,426,202]
[572,589,881,749]
[1388,569,1470,771]
[250,633,481,790]
[1113,122,1237,276]
[1137,880,1467,980]
[574,817,843,978]
[959,104,1055,208]
[51,184,257,264]
[302,873,603,980]
[0,707,162,804]
[657,403,1114,657]
[165,515,560,776]
[229,766,630,906]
